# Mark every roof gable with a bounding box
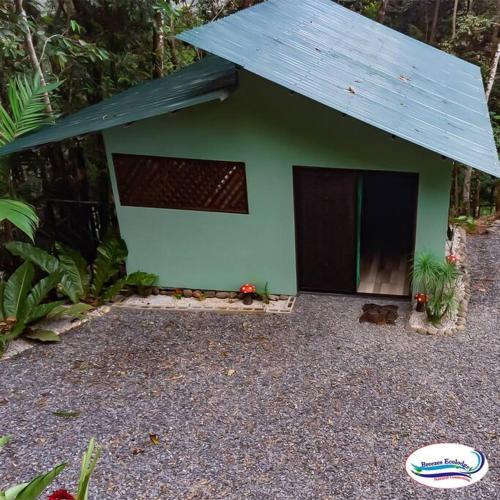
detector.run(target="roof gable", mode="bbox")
[178,0,499,177]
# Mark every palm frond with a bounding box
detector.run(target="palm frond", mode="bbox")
[0,198,39,241]
[0,74,59,145]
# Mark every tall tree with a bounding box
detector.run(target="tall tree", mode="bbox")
[153,8,165,78]
[452,0,460,39]
[15,0,52,113]
[378,0,390,24]
[430,0,442,44]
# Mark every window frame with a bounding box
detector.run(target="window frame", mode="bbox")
[112,153,249,215]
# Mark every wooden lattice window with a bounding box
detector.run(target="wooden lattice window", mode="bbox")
[113,153,249,214]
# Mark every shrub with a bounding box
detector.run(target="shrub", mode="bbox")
[411,252,460,325]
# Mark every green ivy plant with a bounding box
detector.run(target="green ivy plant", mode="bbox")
[411,252,460,325]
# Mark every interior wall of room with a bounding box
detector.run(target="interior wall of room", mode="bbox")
[103,70,452,294]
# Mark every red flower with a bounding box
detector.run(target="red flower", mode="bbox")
[48,490,75,500]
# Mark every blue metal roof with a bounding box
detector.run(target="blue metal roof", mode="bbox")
[0,56,236,157]
[179,0,499,177]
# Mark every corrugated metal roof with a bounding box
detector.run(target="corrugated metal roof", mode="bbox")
[179,0,499,177]
[0,56,236,156]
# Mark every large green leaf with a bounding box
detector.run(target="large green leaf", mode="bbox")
[5,241,59,274]
[76,438,100,500]
[28,300,66,324]
[14,462,65,500]
[56,242,90,300]
[2,483,29,500]
[59,255,87,303]
[26,272,61,310]
[91,235,128,299]
[3,261,34,322]
[47,303,93,320]
[0,199,39,241]
[24,329,60,342]
[100,277,127,304]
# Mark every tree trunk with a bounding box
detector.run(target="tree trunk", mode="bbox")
[452,0,459,39]
[15,0,53,114]
[462,167,472,215]
[485,42,500,100]
[463,37,499,214]
[377,0,390,24]
[168,7,179,70]
[152,9,165,78]
[452,164,460,216]
[429,0,441,45]
[473,173,481,217]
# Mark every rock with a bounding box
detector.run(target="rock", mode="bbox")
[159,290,169,295]
[183,289,193,298]
[426,326,438,335]
[229,292,238,299]
[279,295,289,301]
[205,291,216,298]
[456,325,466,331]
[152,287,160,295]
[216,292,230,299]
[416,327,427,334]
[192,290,203,299]
[268,294,279,301]
[359,303,398,325]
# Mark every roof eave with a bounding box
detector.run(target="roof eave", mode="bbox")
[0,88,233,157]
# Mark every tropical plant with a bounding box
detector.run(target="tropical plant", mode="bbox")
[0,260,89,355]
[6,233,156,306]
[411,252,460,325]
[451,215,477,232]
[0,439,100,500]
[125,271,158,297]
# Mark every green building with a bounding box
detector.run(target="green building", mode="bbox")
[2,0,498,297]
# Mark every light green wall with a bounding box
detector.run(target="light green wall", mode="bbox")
[103,71,452,294]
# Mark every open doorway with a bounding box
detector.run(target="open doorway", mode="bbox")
[357,171,418,296]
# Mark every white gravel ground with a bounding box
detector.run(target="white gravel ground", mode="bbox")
[0,224,498,499]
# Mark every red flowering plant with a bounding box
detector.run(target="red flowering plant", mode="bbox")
[0,438,100,500]
[48,490,75,500]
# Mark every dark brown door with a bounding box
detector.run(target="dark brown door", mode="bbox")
[294,167,358,293]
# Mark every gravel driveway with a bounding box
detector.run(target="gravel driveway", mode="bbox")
[1,224,498,499]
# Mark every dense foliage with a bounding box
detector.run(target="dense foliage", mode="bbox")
[0,0,498,253]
